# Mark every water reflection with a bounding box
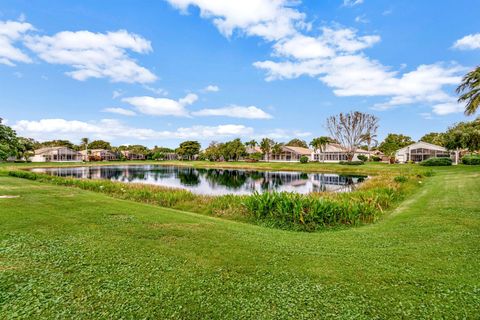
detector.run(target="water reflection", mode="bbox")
[30,165,367,195]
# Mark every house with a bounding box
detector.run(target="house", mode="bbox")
[311,143,370,162]
[80,149,118,161]
[270,146,313,162]
[31,147,82,162]
[120,150,145,160]
[162,152,178,160]
[395,141,457,164]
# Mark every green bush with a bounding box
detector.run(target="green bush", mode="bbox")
[419,157,452,166]
[299,155,309,163]
[371,156,381,162]
[357,154,368,162]
[394,175,408,183]
[247,152,264,161]
[243,191,377,231]
[339,160,364,165]
[461,154,480,165]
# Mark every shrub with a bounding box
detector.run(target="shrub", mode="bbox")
[394,175,408,183]
[247,152,264,162]
[462,154,480,165]
[300,155,309,164]
[357,154,368,162]
[339,160,364,165]
[371,156,381,162]
[243,191,377,231]
[419,157,452,166]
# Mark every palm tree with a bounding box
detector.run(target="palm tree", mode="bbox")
[245,139,257,151]
[457,66,480,116]
[260,138,274,162]
[360,132,378,159]
[81,137,89,162]
[310,136,330,162]
[271,142,284,161]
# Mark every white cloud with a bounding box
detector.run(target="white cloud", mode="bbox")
[12,118,254,141]
[343,0,364,7]
[0,20,34,66]
[355,15,369,24]
[253,128,311,140]
[165,0,306,41]
[144,85,169,96]
[254,25,463,116]
[179,93,198,105]
[122,93,198,117]
[103,107,136,116]
[193,105,272,119]
[321,27,380,52]
[382,9,393,16]
[453,33,480,50]
[203,84,219,92]
[24,29,157,83]
[273,34,335,60]
[419,112,433,120]
[112,90,124,99]
[432,102,464,115]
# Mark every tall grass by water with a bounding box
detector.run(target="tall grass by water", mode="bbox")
[7,169,423,231]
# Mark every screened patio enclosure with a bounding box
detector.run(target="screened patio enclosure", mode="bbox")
[407,148,450,162]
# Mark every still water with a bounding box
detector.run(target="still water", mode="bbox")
[31,165,367,195]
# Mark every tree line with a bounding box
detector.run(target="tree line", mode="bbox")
[1,115,479,162]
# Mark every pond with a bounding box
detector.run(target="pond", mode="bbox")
[30,165,367,195]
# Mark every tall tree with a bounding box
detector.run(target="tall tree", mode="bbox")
[271,142,284,159]
[88,140,111,150]
[457,66,480,116]
[176,141,201,160]
[378,133,413,156]
[286,138,308,148]
[81,137,89,161]
[443,117,480,152]
[204,141,223,161]
[0,118,19,161]
[326,111,379,161]
[16,137,36,161]
[310,136,331,162]
[35,140,75,149]
[224,138,246,161]
[419,132,445,146]
[360,131,378,158]
[260,138,274,162]
[245,139,257,149]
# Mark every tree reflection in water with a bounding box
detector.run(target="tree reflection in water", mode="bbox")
[31,165,367,195]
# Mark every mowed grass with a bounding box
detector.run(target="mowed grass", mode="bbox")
[0,166,479,319]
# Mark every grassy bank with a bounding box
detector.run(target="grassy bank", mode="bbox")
[0,166,479,318]
[7,164,423,231]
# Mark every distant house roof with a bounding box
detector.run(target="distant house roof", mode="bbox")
[79,149,116,155]
[246,146,262,154]
[282,145,313,155]
[314,143,369,154]
[396,141,447,153]
[35,147,78,155]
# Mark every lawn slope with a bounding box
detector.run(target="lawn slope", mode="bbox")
[0,167,479,319]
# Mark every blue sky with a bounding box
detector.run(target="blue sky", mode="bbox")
[0,0,478,148]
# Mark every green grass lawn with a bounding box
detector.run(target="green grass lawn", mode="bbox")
[1,164,479,318]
